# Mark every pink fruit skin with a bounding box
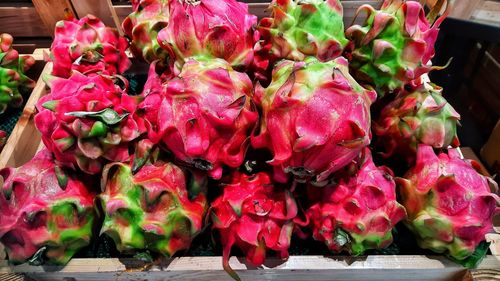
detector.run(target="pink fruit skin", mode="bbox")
[35,72,146,174]
[50,15,130,78]
[399,145,500,260]
[0,149,95,264]
[252,57,376,184]
[211,172,297,277]
[140,58,258,179]
[157,0,257,70]
[305,148,406,254]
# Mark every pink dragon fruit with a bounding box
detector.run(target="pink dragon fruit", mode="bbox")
[303,148,406,254]
[141,58,258,179]
[123,0,172,64]
[345,0,448,94]
[211,172,297,279]
[373,83,460,164]
[256,0,348,65]
[0,149,95,265]
[0,33,35,113]
[156,0,257,71]
[98,161,207,256]
[50,15,130,78]
[34,72,146,174]
[398,145,500,261]
[252,56,376,184]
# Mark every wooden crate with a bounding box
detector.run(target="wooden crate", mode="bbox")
[0,50,499,280]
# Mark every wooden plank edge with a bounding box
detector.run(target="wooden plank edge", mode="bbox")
[0,256,498,281]
[0,255,498,273]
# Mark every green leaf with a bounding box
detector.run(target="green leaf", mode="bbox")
[42,100,58,111]
[65,108,129,125]
[28,246,47,266]
[450,241,490,269]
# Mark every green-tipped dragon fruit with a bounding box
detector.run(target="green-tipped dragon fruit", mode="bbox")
[34,72,146,174]
[398,145,500,263]
[0,149,95,265]
[345,0,448,95]
[252,56,376,184]
[255,0,348,80]
[302,148,406,254]
[0,33,35,114]
[156,0,257,71]
[122,0,173,64]
[373,83,460,164]
[98,161,207,256]
[50,15,131,78]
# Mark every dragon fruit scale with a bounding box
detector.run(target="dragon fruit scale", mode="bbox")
[398,145,500,261]
[345,0,447,95]
[34,72,146,174]
[211,172,297,279]
[0,33,35,114]
[98,161,207,256]
[373,83,460,164]
[142,58,258,179]
[256,0,348,64]
[123,0,172,64]
[0,149,95,265]
[156,0,257,71]
[50,15,130,78]
[304,148,406,254]
[252,56,376,184]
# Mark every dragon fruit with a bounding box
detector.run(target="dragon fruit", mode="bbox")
[123,0,172,64]
[0,149,95,265]
[34,72,146,174]
[252,56,376,184]
[0,130,6,151]
[0,33,35,114]
[398,145,500,261]
[345,0,447,94]
[373,83,460,164]
[211,172,297,279]
[303,148,406,254]
[141,58,258,179]
[156,0,257,71]
[256,0,348,64]
[50,15,130,78]
[98,161,207,256]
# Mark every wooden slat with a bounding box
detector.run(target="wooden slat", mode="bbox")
[31,0,77,37]
[471,1,500,25]
[0,256,498,281]
[0,6,50,37]
[70,0,123,34]
[449,0,485,19]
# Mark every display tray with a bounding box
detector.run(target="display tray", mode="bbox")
[0,50,498,281]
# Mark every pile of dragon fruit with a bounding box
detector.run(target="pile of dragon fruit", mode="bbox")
[0,0,499,278]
